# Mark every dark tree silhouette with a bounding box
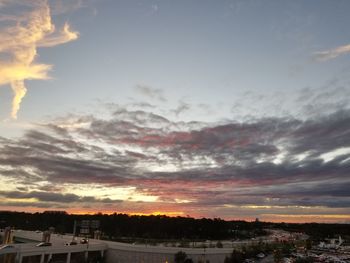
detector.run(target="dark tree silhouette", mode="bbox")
[174,251,187,263]
[224,250,244,263]
[0,211,348,243]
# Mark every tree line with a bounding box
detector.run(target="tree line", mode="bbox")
[0,211,348,241]
[0,211,265,240]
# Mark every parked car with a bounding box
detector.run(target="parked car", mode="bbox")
[80,238,88,244]
[36,242,52,247]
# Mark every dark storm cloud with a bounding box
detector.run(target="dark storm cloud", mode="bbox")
[0,106,349,210]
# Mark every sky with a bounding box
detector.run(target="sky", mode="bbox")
[0,0,350,223]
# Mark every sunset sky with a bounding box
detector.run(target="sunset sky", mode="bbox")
[1,0,350,223]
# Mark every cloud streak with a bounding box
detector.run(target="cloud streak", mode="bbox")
[0,190,122,204]
[313,43,350,61]
[0,0,78,119]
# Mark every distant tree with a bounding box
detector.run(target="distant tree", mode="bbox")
[175,251,187,263]
[3,211,350,246]
[184,258,194,263]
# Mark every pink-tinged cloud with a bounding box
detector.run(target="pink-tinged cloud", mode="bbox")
[0,107,350,222]
[313,43,350,61]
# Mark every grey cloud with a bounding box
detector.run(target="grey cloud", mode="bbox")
[289,110,350,155]
[313,44,350,61]
[172,101,190,117]
[135,84,167,102]
[0,201,65,208]
[0,191,80,203]
[0,190,123,204]
[131,102,156,109]
[1,106,350,212]
[230,85,350,121]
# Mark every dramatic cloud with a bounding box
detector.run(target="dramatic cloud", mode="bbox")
[0,0,78,119]
[313,43,350,61]
[0,104,349,221]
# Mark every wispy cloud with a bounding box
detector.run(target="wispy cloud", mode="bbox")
[172,101,190,117]
[313,43,350,61]
[0,0,78,119]
[0,190,121,204]
[135,84,167,102]
[151,4,159,13]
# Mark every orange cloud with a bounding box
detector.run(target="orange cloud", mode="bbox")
[0,0,78,119]
[313,43,350,61]
[262,214,350,223]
